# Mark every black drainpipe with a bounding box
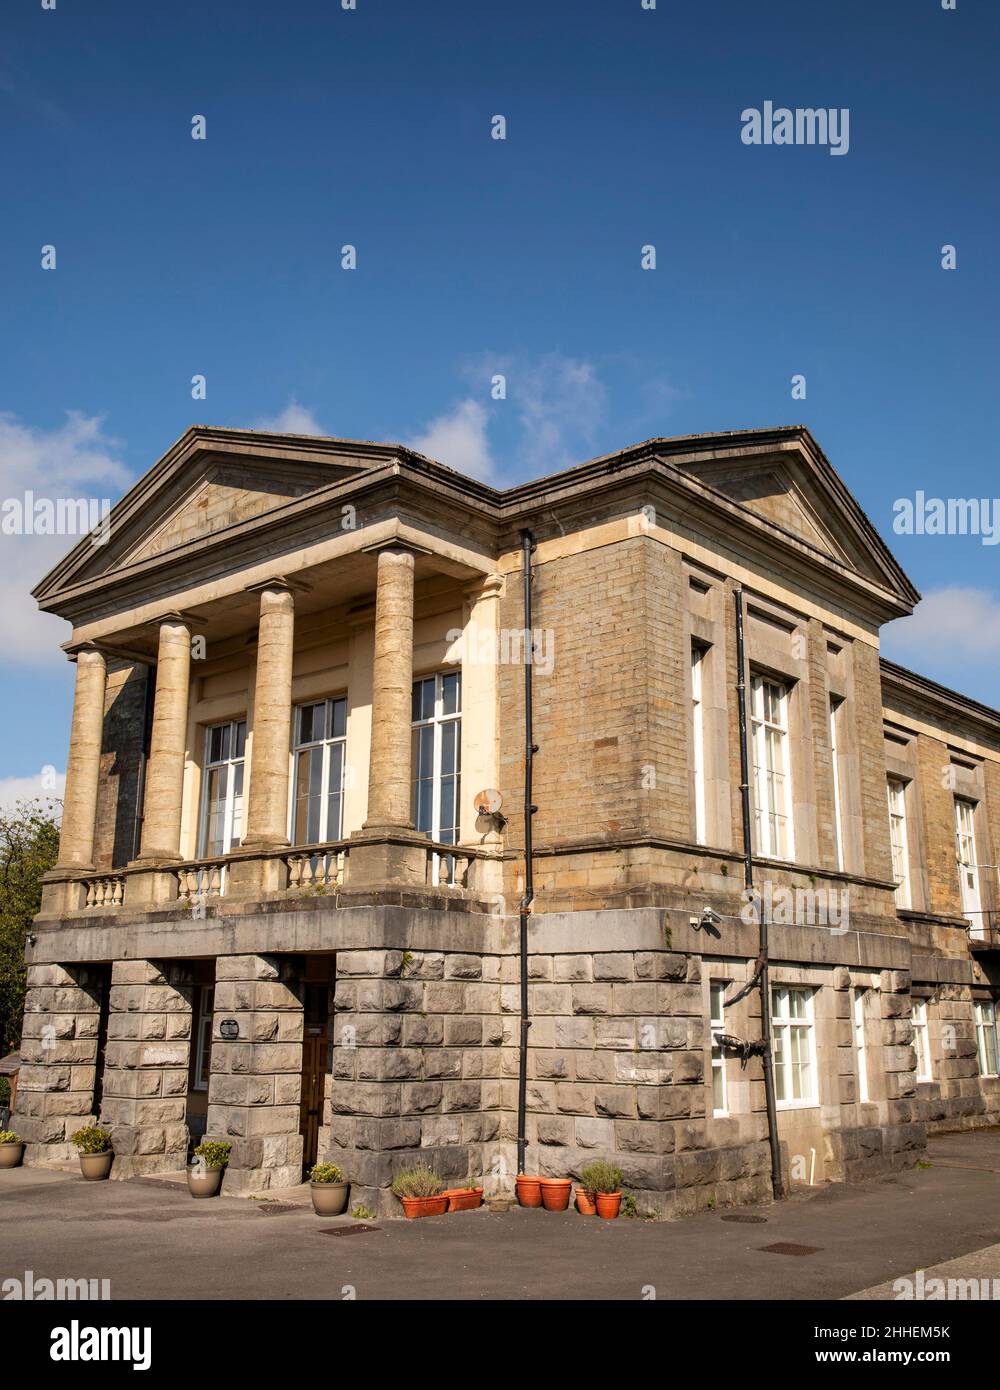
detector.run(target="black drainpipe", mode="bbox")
[516,529,538,1178]
[734,588,785,1201]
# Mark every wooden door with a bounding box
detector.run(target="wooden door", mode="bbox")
[299,1028,327,1171]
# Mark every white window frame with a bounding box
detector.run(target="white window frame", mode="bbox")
[192,984,214,1092]
[975,999,999,1078]
[691,645,708,846]
[411,671,462,885]
[198,719,246,861]
[750,674,795,861]
[291,696,348,846]
[771,985,818,1108]
[710,981,728,1117]
[955,797,983,936]
[912,999,932,1082]
[853,988,869,1103]
[829,697,845,872]
[887,777,911,910]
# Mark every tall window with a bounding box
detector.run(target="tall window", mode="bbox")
[751,675,794,860]
[955,797,982,935]
[691,645,707,845]
[292,697,347,845]
[412,672,462,881]
[887,778,910,910]
[912,999,932,1082]
[829,698,845,871]
[199,719,246,856]
[975,1000,999,1078]
[853,988,869,1103]
[710,981,728,1116]
[191,985,214,1092]
[772,985,817,1107]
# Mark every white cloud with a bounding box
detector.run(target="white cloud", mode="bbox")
[882,586,1000,680]
[0,412,131,666]
[0,769,65,815]
[510,353,608,475]
[410,399,494,480]
[252,401,325,436]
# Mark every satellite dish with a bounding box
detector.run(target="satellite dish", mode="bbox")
[474,788,503,816]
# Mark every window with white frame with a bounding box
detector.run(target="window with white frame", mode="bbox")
[691,645,708,845]
[771,985,817,1106]
[412,672,462,882]
[955,797,983,935]
[975,999,999,1078]
[292,697,347,845]
[912,999,932,1082]
[751,675,794,860]
[191,985,214,1092]
[710,981,728,1116]
[199,719,246,857]
[886,777,911,910]
[853,988,869,1103]
[829,698,845,871]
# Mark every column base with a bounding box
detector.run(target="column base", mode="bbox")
[348,828,430,888]
[38,869,91,916]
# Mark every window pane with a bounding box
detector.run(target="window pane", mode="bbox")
[330,697,347,740]
[234,720,247,758]
[231,762,244,847]
[442,671,461,716]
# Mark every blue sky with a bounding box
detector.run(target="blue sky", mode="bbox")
[1,0,998,799]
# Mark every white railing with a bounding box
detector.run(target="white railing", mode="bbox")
[84,875,126,908]
[285,845,347,891]
[176,861,227,902]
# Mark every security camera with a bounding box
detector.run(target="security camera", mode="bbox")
[693,907,722,931]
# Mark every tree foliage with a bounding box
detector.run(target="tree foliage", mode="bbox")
[0,800,60,1054]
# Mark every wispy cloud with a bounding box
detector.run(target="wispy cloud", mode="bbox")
[252,401,325,436]
[0,412,130,666]
[410,399,494,480]
[0,769,65,815]
[882,586,1000,700]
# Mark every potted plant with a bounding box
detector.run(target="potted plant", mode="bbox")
[515,1174,542,1207]
[580,1159,623,1219]
[575,1185,597,1215]
[539,1177,573,1211]
[390,1164,447,1218]
[187,1139,231,1198]
[0,1130,24,1169]
[309,1162,350,1215]
[71,1126,113,1181]
[442,1177,484,1212]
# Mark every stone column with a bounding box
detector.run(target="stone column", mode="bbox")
[55,646,107,871]
[15,963,105,1165]
[136,616,192,862]
[364,548,416,831]
[207,954,304,1193]
[242,584,295,848]
[100,959,193,1178]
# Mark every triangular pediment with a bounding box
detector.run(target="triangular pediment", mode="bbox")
[34,427,396,604]
[685,459,846,558]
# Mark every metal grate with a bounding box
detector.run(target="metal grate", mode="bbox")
[720,1213,768,1224]
[317,1224,382,1236]
[758,1241,821,1256]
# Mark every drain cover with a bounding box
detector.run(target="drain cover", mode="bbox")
[759,1242,821,1256]
[254,1203,302,1216]
[318,1224,381,1236]
[720,1213,767,1224]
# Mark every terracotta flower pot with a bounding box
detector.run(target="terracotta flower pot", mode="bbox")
[0,1142,24,1169]
[79,1151,113,1181]
[187,1164,224,1198]
[444,1188,484,1212]
[575,1187,597,1215]
[540,1178,573,1212]
[310,1181,349,1216]
[596,1191,622,1220]
[515,1175,542,1208]
[400,1194,448,1219]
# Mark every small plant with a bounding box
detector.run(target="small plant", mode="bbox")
[193,1140,231,1169]
[0,1130,21,1145]
[399,950,415,977]
[621,1191,639,1219]
[707,1196,716,1209]
[70,1126,112,1154]
[390,1164,444,1199]
[579,1159,623,1195]
[309,1162,344,1184]
[916,1159,932,1170]
[352,1204,376,1220]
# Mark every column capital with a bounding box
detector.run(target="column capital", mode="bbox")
[61,641,108,665]
[245,575,308,598]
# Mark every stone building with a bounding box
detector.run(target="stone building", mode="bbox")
[14,424,1000,1216]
